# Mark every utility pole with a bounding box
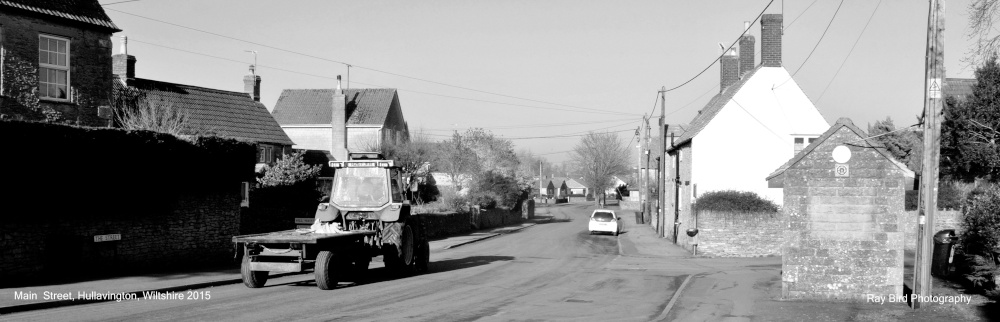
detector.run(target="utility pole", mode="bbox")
[659,86,667,238]
[643,116,651,224]
[636,124,643,217]
[913,0,945,309]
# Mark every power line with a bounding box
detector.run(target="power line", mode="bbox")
[773,0,846,90]
[782,0,821,32]
[661,0,775,93]
[421,118,637,132]
[666,83,719,118]
[101,0,142,5]
[127,38,629,116]
[817,0,883,101]
[106,8,631,116]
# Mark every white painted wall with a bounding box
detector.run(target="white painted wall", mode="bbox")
[691,67,829,206]
[281,124,385,154]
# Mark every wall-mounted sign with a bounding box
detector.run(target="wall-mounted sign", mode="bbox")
[835,164,850,177]
[94,234,121,242]
[832,145,852,163]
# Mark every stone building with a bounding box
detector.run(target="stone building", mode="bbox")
[767,118,915,300]
[0,0,120,125]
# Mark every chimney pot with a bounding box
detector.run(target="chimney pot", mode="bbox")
[112,35,136,84]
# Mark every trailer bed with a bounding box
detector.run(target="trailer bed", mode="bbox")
[233,229,376,244]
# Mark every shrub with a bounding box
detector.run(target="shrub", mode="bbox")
[257,150,321,187]
[467,170,523,209]
[694,190,779,213]
[904,180,977,211]
[414,187,469,214]
[960,183,1000,256]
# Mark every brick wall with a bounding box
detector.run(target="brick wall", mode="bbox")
[0,188,241,286]
[721,52,740,90]
[902,210,963,250]
[780,124,907,300]
[0,11,114,125]
[676,210,783,257]
[761,14,783,67]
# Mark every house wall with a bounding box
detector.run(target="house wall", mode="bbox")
[691,67,828,207]
[667,144,694,239]
[781,126,907,300]
[0,11,114,125]
[347,125,381,152]
[282,125,333,151]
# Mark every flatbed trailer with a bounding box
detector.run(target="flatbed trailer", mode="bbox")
[233,229,378,290]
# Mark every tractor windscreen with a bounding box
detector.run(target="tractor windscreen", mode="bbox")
[330,167,389,208]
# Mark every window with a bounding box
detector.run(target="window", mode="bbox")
[38,35,70,100]
[793,137,819,154]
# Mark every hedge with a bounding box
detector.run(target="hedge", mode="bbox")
[694,190,779,213]
[0,120,256,221]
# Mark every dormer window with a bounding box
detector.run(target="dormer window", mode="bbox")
[38,34,70,100]
[794,137,818,154]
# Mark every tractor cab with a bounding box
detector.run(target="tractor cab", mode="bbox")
[316,153,410,231]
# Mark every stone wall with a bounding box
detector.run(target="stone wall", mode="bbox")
[902,210,963,251]
[0,188,241,286]
[677,210,783,257]
[421,212,472,240]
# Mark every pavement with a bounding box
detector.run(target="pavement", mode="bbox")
[0,218,546,315]
[610,204,999,322]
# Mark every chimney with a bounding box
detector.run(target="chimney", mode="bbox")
[720,48,739,91]
[243,65,261,102]
[761,14,783,67]
[330,75,348,161]
[739,21,756,76]
[112,36,136,84]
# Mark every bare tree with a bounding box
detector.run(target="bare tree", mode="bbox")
[434,132,479,191]
[571,132,631,206]
[115,98,190,138]
[966,0,1000,67]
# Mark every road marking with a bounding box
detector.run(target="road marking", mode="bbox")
[654,273,695,322]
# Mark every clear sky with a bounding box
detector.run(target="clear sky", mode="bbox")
[101,0,976,165]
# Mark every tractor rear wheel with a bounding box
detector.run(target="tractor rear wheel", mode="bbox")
[382,222,414,274]
[315,251,339,290]
[241,256,268,288]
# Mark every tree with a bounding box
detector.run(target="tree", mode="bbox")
[966,0,1000,67]
[867,117,923,172]
[434,132,479,191]
[941,56,1000,182]
[258,150,322,187]
[571,132,631,205]
[381,131,439,201]
[462,128,520,177]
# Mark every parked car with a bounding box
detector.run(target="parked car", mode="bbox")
[588,209,621,236]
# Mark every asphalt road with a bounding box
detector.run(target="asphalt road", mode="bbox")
[9,204,685,321]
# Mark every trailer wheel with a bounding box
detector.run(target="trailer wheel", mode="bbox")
[382,222,414,274]
[241,256,268,288]
[415,239,430,273]
[315,250,339,290]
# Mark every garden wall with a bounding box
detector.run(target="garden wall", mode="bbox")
[676,210,784,257]
[902,210,963,251]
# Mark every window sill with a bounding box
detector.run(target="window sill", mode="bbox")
[38,98,75,105]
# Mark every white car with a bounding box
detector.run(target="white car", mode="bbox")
[588,209,621,236]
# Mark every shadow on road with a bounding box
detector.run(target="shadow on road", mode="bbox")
[281,255,516,289]
[533,215,572,223]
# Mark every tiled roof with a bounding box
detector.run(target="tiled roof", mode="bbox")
[944,78,976,101]
[564,178,587,189]
[669,66,762,150]
[271,88,398,125]
[116,79,294,146]
[0,0,120,31]
[766,117,913,181]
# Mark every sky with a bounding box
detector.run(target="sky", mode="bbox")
[101,0,978,165]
